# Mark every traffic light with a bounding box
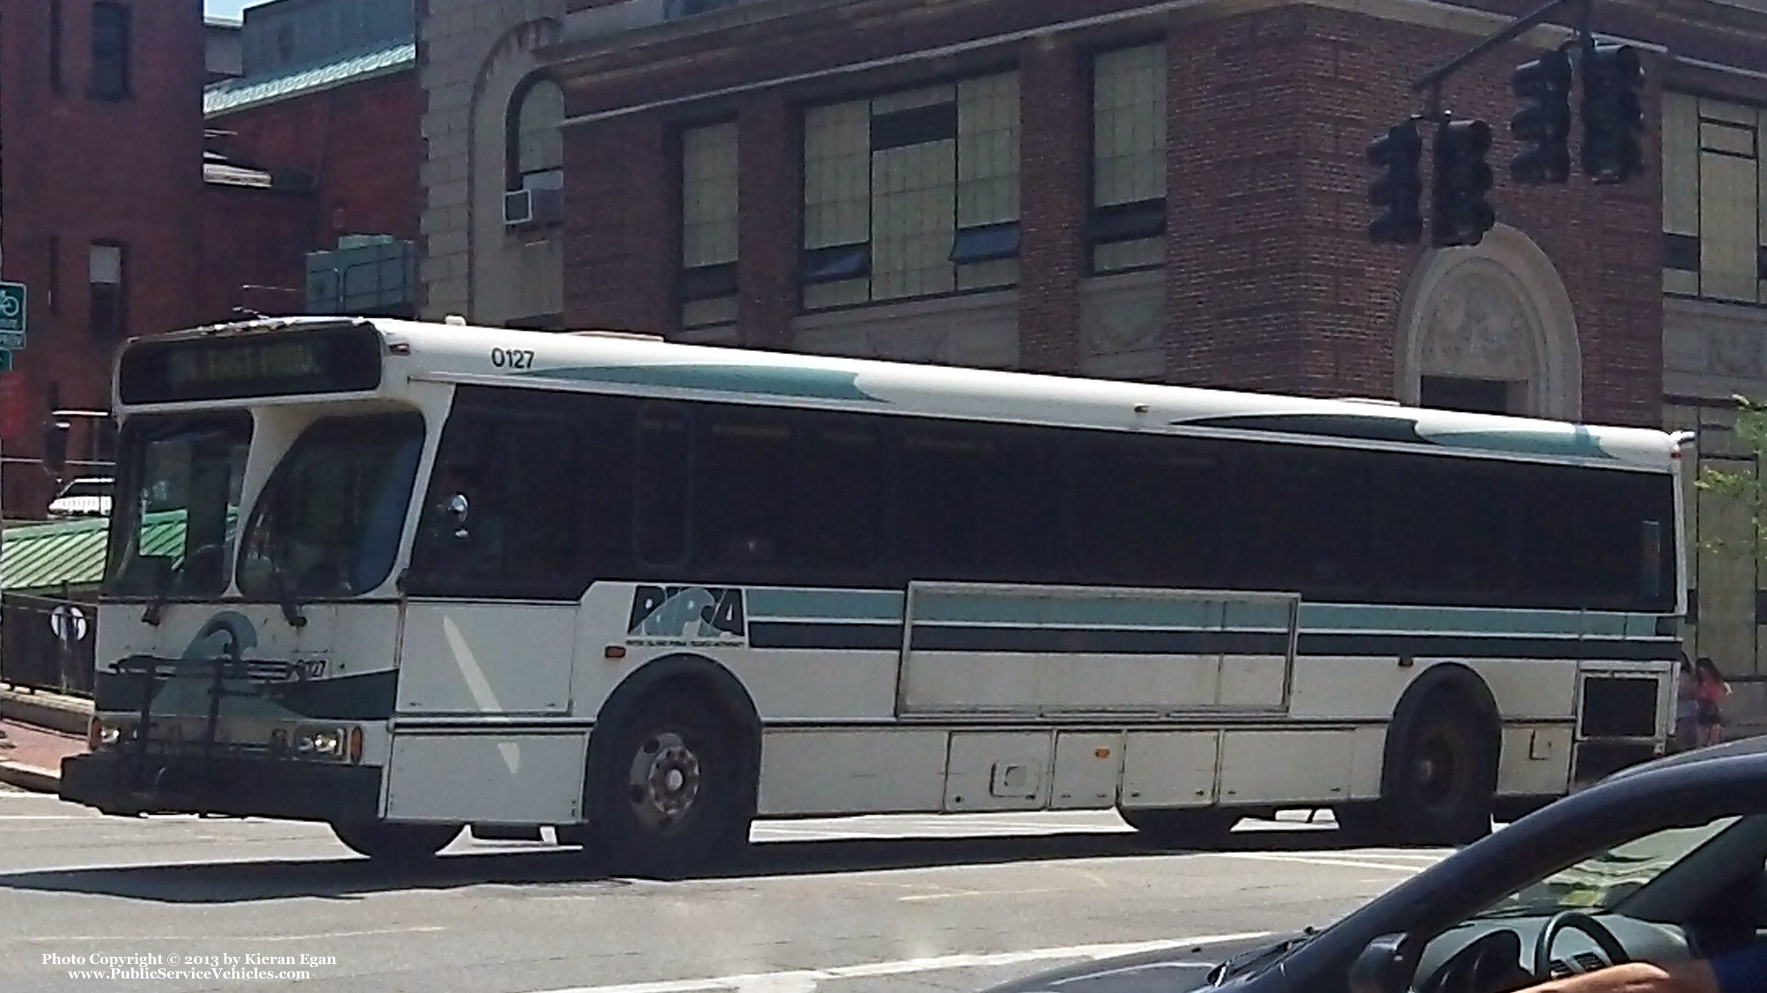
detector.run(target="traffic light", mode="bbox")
[1433,119,1495,248]
[1581,42,1645,184]
[1509,48,1572,184]
[1367,121,1423,244]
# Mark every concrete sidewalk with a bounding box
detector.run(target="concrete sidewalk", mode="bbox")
[0,686,92,793]
[0,720,85,793]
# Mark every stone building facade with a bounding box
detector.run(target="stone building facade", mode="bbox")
[418,0,567,329]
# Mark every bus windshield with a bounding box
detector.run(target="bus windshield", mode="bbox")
[236,412,425,600]
[104,413,253,598]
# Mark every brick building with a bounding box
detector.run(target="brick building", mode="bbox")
[202,0,421,321]
[0,0,209,515]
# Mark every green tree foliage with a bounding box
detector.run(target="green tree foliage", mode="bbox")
[1695,395,1767,555]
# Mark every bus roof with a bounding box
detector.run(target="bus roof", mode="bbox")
[117,315,1682,470]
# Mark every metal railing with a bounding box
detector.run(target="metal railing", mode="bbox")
[0,592,96,697]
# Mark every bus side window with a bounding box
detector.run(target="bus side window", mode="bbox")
[635,405,689,570]
[409,410,585,597]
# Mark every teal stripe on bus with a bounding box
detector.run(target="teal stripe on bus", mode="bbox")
[910,592,1228,629]
[521,364,879,402]
[746,588,904,622]
[1295,604,1653,636]
[1420,426,1615,460]
[714,585,1669,638]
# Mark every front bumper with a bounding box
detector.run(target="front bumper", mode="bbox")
[59,750,381,821]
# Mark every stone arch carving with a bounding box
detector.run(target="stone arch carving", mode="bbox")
[1394,223,1582,420]
[466,16,564,325]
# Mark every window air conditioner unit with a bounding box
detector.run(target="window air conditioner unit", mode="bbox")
[504,189,535,227]
[504,186,564,228]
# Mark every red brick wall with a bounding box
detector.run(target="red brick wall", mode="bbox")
[0,0,206,513]
[198,185,316,323]
[735,97,798,351]
[208,71,422,247]
[1017,42,1087,375]
[562,115,678,335]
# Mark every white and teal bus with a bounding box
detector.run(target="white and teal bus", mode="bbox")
[60,315,1686,873]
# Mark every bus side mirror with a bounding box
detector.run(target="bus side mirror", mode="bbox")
[446,493,470,538]
[43,419,70,475]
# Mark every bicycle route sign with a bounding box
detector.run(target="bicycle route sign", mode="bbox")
[0,281,26,350]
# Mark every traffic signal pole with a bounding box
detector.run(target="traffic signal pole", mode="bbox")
[1409,0,1592,98]
[1366,0,1643,245]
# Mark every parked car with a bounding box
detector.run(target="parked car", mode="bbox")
[45,476,112,519]
[985,738,1767,993]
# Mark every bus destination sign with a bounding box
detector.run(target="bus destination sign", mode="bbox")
[118,325,384,404]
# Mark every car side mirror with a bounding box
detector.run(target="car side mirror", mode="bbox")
[1349,933,1413,993]
[445,493,470,538]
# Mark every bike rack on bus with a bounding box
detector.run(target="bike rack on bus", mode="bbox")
[111,635,261,806]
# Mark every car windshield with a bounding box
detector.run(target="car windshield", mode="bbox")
[103,414,253,598]
[236,412,426,600]
[1474,816,1742,919]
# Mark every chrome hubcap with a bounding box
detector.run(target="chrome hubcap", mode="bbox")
[627,731,702,830]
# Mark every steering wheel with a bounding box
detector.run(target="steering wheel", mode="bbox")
[1533,912,1631,981]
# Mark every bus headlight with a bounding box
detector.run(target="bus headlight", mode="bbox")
[98,723,123,746]
[293,726,347,758]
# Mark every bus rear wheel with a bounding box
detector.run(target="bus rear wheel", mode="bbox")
[1119,807,1239,846]
[331,820,462,864]
[588,694,752,879]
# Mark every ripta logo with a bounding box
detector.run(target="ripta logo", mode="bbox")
[625,586,747,646]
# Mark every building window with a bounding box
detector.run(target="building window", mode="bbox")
[89,243,126,337]
[800,72,1020,310]
[91,2,132,101]
[505,77,564,228]
[1663,92,1767,304]
[1090,44,1167,274]
[680,122,740,330]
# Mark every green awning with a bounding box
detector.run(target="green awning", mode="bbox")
[1,512,190,593]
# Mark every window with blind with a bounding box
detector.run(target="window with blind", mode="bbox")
[800,73,1021,310]
[89,243,126,337]
[1662,92,1767,304]
[1090,44,1168,274]
[680,122,740,331]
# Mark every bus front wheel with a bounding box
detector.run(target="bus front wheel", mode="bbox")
[331,820,462,864]
[588,693,752,878]
[1346,692,1497,847]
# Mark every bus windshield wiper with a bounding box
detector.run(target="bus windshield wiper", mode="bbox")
[141,560,185,626]
[269,561,307,628]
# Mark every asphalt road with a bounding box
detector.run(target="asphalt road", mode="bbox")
[0,786,1451,993]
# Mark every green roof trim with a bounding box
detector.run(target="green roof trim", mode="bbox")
[1425,426,1615,460]
[1,511,190,593]
[204,39,416,117]
[522,364,881,402]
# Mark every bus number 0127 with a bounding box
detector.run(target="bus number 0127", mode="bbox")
[490,348,536,369]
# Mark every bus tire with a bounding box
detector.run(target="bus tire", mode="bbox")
[331,820,461,864]
[588,692,752,879]
[1382,691,1498,846]
[1119,806,1239,847]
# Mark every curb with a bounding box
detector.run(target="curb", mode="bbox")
[0,692,92,738]
[0,760,60,794]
